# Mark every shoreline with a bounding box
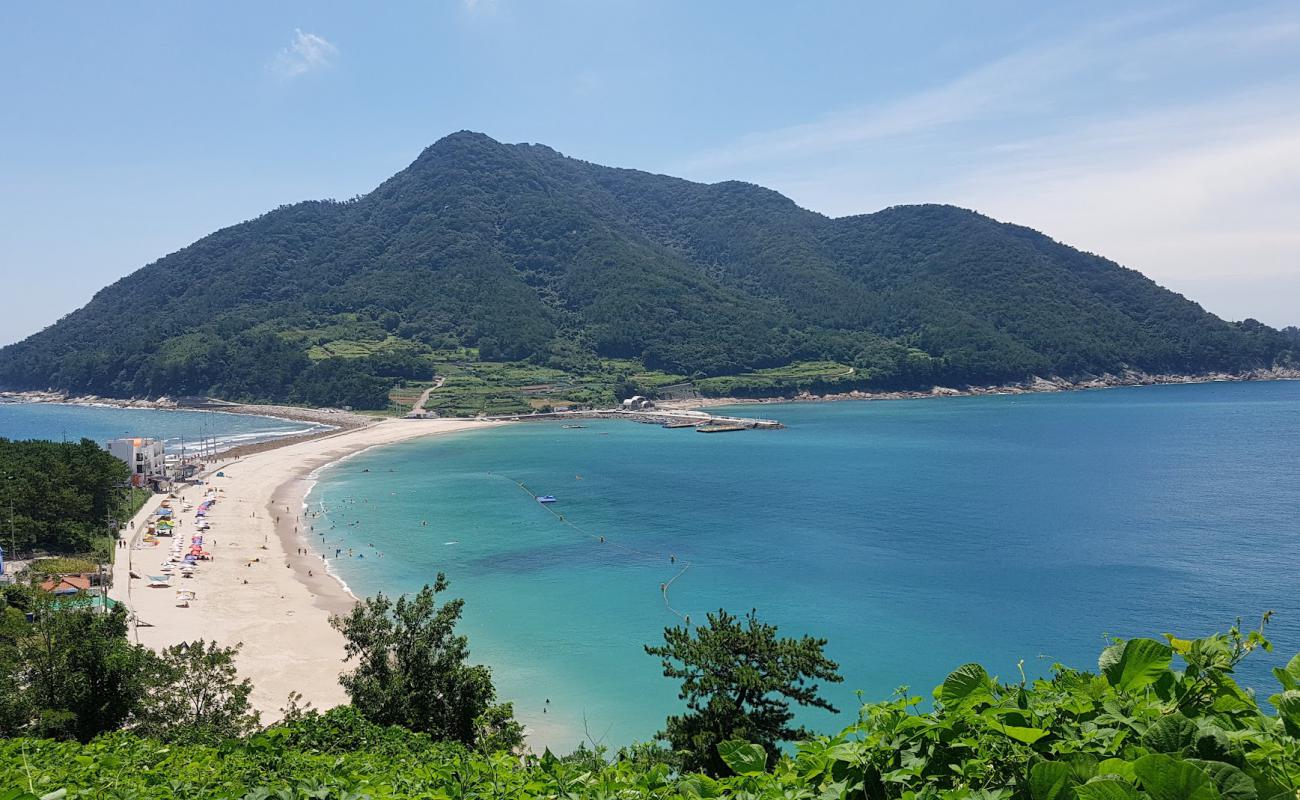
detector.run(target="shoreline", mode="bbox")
[7,367,1300,423]
[109,417,507,722]
[657,366,1300,409]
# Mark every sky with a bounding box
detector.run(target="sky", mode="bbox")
[1,1,1297,346]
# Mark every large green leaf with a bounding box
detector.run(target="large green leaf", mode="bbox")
[1029,761,1075,800]
[1268,690,1300,737]
[985,718,1050,745]
[1140,714,1197,754]
[1096,759,1137,781]
[717,740,767,776]
[1271,653,1300,691]
[1187,759,1257,800]
[941,663,993,708]
[1068,753,1100,782]
[1076,778,1140,800]
[677,774,723,798]
[1104,639,1173,693]
[1134,754,1221,800]
[1098,643,1124,676]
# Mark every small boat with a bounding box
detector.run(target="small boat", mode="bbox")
[537,495,557,504]
[561,424,587,429]
[696,424,748,433]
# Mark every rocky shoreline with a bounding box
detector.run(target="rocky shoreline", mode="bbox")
[663,366,1300,408]
[6,366,1299,422]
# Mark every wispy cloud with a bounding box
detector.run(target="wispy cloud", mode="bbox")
[673,4,1300,326]
[678,7,1300,175]
[271,29,338,79]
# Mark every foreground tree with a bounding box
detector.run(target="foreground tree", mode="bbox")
[646,608,842,775]
[2,592,151,741]
[331,573,522,752]
[133,640,259,742]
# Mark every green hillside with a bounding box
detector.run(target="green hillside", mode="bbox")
[0,132,1293,410]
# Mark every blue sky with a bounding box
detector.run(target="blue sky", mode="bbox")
[2,1,1298,345]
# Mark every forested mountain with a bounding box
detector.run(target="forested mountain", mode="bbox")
[0,131,1293,408]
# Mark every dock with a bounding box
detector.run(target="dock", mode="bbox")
[480,407,784,430]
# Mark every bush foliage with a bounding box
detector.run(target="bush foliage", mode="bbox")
[1,618,1297,799]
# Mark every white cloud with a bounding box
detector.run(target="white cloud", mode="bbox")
[271,29,338,79]
[673,5,1300,326]
[679,9,1299,175]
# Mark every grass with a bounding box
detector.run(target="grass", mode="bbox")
[413,358,690,417]
[389,356,851,416]
[694,361,856,396]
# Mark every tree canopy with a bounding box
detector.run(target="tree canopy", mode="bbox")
[646,608,843,776]
[4,618,1297,798]
[0,437,133,556]
[1,132,1293,410]
[330,573,522,752]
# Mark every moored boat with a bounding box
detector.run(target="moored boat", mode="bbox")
[537,495,557,503]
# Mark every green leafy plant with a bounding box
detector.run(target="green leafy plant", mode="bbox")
[0,618,1296,799]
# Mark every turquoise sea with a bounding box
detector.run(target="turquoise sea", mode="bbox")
[309,381,1300,751]
[0,402,329,452]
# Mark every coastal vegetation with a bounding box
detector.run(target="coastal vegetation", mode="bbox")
[1,600,1296,798]
[0,438,137,558]
[2,132,1296,412]
[330,574,523,753]
[647,608,843,776]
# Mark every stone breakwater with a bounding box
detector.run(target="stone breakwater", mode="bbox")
[663,366,1300,407]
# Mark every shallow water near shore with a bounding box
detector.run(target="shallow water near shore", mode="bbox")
[310,380,1300,751]
[0,402,328,452]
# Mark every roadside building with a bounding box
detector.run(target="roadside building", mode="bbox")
[39,574,92,595]
[108,437,166,485]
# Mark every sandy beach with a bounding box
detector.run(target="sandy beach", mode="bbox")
[109,416,505,721]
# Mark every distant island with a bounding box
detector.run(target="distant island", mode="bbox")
[1,131,1296,414]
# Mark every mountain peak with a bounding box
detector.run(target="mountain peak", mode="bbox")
[414,130,504,160]
[0,133,1289,410]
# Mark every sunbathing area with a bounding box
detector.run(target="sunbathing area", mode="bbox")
[107,416,497,719]
[135,492,218,606]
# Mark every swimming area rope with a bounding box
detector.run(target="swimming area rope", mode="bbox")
[500,474,692,622]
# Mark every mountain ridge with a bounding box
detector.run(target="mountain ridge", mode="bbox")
[1,131,1295,410]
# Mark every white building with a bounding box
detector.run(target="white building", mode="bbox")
[108,437,166,485]
[620,395,655,411]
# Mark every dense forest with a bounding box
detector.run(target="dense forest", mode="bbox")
[0,438,136,556]
[0,132,1295,409]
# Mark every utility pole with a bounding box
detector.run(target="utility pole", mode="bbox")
[6,474,15,564]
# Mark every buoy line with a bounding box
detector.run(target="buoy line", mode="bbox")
[499,473,693,622]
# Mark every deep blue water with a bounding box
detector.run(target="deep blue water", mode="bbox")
[310,381,1300,750]
[0,402,328,452]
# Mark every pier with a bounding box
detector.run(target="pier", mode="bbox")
[479,407,784,430]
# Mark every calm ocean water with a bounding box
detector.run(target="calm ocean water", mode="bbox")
[0,402,328,452]
[310,381,1300,751]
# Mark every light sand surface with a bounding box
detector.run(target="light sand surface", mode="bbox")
[110,417,504,721]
